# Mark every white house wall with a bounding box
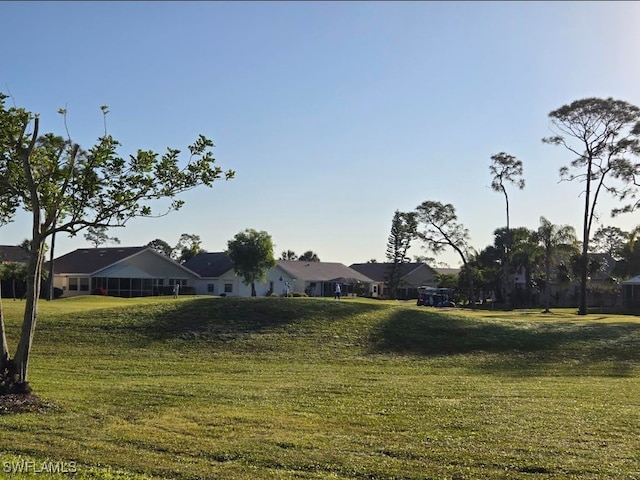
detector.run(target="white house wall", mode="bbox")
[194,266,299,297]
[191,263,373,298]
[228,267,298,297]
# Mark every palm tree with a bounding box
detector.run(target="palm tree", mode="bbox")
[537,216,578,313]
[489,153,525,307]
[509,227,541,307]
[1,262,27,300]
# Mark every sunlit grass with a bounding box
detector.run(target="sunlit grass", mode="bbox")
[1,296,639,479]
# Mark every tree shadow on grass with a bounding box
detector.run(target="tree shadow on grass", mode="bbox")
[369,309,640,377]
[132,297,384,342]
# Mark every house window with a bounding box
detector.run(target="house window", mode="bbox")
[207,284,214,293]
[79,278,90,291]
[224,283,233,293]
[68,278,78,291]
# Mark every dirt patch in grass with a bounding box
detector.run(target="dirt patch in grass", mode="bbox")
[0,394,57,415]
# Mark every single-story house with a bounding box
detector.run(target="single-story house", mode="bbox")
[349,262,459,299]
[184,253,373,297]
[621,275,640,310]
[52,246,200,297]
[183,252,243,296]
[274,260,373,297]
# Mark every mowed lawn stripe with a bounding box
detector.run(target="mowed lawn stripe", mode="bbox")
[0,297,638,479]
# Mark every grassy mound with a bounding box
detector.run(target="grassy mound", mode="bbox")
[0,296,637,479]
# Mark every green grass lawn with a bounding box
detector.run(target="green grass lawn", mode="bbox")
[1,296,639,479]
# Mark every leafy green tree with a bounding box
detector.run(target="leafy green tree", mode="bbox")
[174,233,205,263]
[280,250,298,261]
[613,228,640,280]
[590,225,628,259]
[435,272,458,290]
[415,200,475,306]
[226,229,276,297]
[412,255,435,264]
[84,226,121,248]
[536,216,578,313]
[543,97,640,315]
[384,210,417,300]
[366,258,378,263]
[0,93,234,394]
[147,238,173,258]
[457,263,483,304]
[299,251,320,262]
[489,152,525,306]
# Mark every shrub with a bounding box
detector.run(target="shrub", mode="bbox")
[92,287,107,296]
[292,292,308,298]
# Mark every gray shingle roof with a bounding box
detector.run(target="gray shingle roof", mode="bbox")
[182,252,234,278]
[349,263,430,282]
[278,260,373,283]
[52,246,149,274]
[0,245,30,264]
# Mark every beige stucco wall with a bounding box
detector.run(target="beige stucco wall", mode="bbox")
[98,250,198,282]
[401,265,438,288]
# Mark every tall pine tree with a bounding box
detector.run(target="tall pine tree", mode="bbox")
[384,211,417,299]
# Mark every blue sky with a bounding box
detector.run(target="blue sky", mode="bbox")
[2,1,640,267]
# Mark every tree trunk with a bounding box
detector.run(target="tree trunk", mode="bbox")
[579,251,588,315]
[525,264,532,307]
[48,229,56,301]
[579,163,592,316]
[504,191,512,308]
[502,252,511,309]
[0,285,13,394]
[0,282,9,366]
[544,258,551,313]
[13,238,45,390]
[251,281,256,297]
